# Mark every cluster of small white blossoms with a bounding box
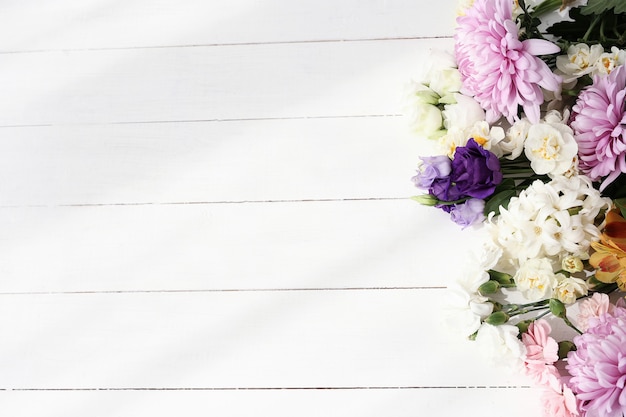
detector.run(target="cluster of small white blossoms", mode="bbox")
[487,175,611,301]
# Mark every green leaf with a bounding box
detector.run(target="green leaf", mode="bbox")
[615,198,626,219]
[581,0,617,15]
[484,189,516,217]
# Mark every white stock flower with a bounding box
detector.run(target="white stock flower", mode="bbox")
[554,275,588,305]
[593,46,626,76]
[556,43,604,83]
[523,113,578,177]
[475,323,526,369]
[514,258,559,301]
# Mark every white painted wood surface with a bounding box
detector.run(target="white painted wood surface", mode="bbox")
[0,1,543,415]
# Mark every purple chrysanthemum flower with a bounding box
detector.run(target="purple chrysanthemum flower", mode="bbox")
[454,0,561,124]
[566,306,626,417]
[571,65,626,190]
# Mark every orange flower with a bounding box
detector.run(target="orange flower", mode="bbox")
[590,209,626,291]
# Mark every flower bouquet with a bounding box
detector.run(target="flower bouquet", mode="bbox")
[407,0,626,416]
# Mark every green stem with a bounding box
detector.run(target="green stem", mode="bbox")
[583,15,603,43]
[530,0,561,18]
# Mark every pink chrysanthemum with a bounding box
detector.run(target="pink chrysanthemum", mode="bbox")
[571,65,626,190]
[566,307,626,417]
[454,0,561,124]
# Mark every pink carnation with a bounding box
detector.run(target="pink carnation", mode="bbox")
[571,64,626,190]
[454,0,561,124]
[576,292,615,332]
[541,384,579,417]
[567,308,626,417]
[522,319,560,386]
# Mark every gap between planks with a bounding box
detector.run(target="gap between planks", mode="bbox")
[0,286,446,296]
[0,36,453,56]
[3,385,531,392]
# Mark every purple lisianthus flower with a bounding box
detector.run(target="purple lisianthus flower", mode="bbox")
[448,139,502,199]
[411,155,452,189]
[449,198,486,228]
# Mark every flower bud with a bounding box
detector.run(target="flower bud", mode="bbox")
[478,280,500,295]
[549,298,567,318]
[558,341,577,359]
[515,319,532,334]
[484,311,509,325]
[411,194,439,206]
[488,270,513,285]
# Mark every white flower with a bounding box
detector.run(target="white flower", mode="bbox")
[514,258,559,301]
[593,46,626,76]
[501,118,531,160]
[475,323,526,369]
[486,176,610,267]
[556,43,604,83]
[456,0,475,16]
[438,121,505,157]
[524,111,578,177]
[553,275,588,305]
[404,81,444,139]
[446,284,494,337]
[442,93,485,131]
[561,255,584,273]
[429,67,462,99]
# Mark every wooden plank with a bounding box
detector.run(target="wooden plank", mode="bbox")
[0,290,530,389]
[0,199,470,293]
[0,388,542,417]
[0,0,457,53]
[0,117,437,206]
[0,38,454,126]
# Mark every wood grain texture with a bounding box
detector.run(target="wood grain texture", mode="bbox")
[0,0,457,52]
[0,200,471,293]
[0,118,435,206]
[0,38,454,126]
[0,388,542,417]
[0,290,529,389]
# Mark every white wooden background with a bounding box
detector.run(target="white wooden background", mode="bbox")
[0,1,544,415]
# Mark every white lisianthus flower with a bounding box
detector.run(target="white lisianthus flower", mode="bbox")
[524,111,578,177]
[501,118,531,160]
[404,81,445,139]
[554,275,588,305]
[514,258,559,301]
[556,43,604,83]
[429,67,462,99]
[442,93,485,131]
[475,323,526,369]
[593,46,626,76]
